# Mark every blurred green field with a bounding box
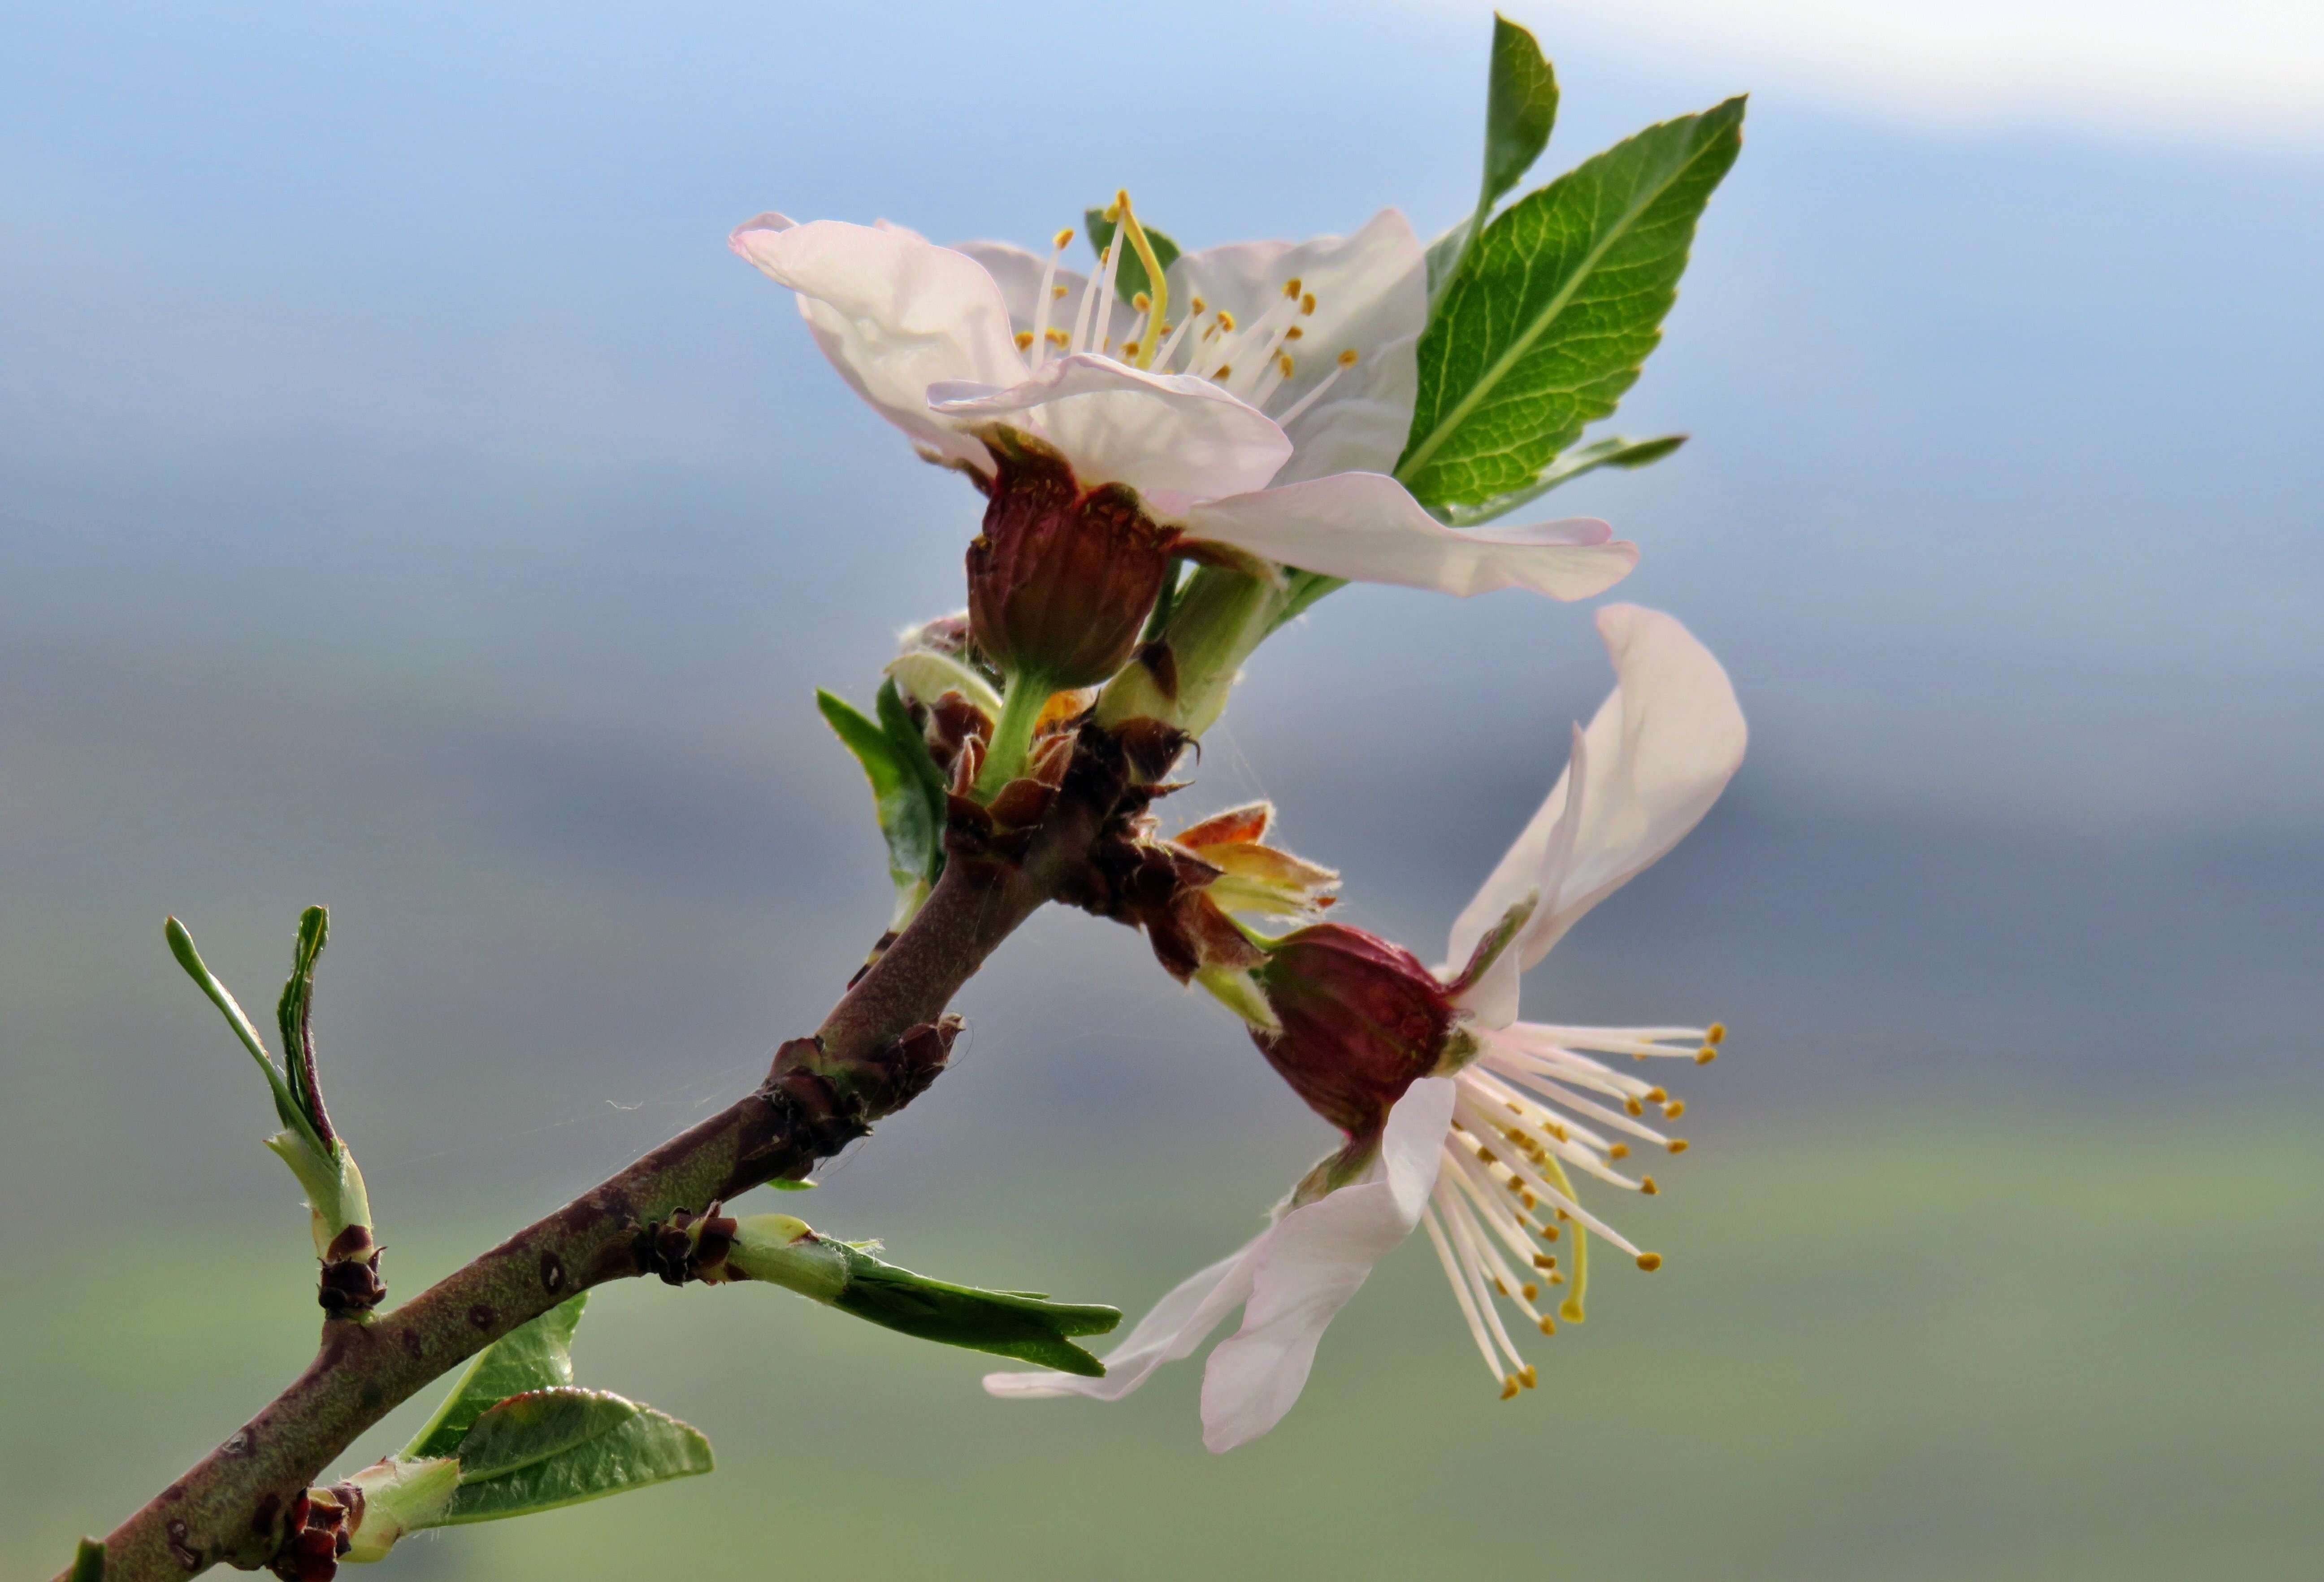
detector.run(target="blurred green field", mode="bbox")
[9,1113,2318,1582]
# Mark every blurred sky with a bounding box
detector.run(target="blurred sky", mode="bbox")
[2,0,2321,1340]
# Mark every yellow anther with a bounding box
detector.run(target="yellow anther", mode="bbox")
[1531,1253,1556,1270]
[1045,327,1070,345]
[1212,364,1232,380]
[1707,1023,1726,1043]
[1663,1099,1687,1119]
[1608,1143,1630,1160]
[1215,310,1236,331]
[1499,1375,1521,1401]
[1476,1147,1496,1165]
[1277,352,1294,377]
[1190,295,1207,315]
[1625,1097,1645,1117]
[1121,341,1140,359]
[1668,1139,1691,1155]
[1335,347,1357,366]
[1493,1278,1509,1297]
[1282,277,1303,297]
[1548,1270,1565,1285]
[1102,200,1121,222]
[1519,1365,1539,1388]
[1507,1177,1525,1196]
[1537,1315,1557,1335]
[1132,291,1151,311]
[1285,324,1304,339]
[1641,1176,1661,1195]
[1646,1087,1668,1103]
[1053,227,1076,251]
[1636,1252,1664,1272]
[1051,283,1068,300]
[1696,1047,1718,1064]
[1302,292,1318,313]
[1520,1282,1539,1301]
[1521,1191,1537,1209]
[1538,1223,1560,1242]
[1014,330,1034,351]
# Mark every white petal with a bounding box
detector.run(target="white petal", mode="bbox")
[983,1239,1261,1403]
[1181,472,1637,599]
[730,213,1025,471]
[948,239,1127,349]
[929,353,1291,504]
[1170,210,1426,482]
[1197,1078,1454,1452]
[1448,605,1747,1016]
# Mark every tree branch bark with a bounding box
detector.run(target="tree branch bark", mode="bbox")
[68,749,1129,1582]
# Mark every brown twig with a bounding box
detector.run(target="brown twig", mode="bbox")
[64,738,1135,1582]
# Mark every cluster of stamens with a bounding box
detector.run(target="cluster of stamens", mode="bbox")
[1423,1020,1725,1399]
[1007,193,1364,429]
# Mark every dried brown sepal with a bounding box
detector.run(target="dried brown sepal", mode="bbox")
[266,1483,360,1582]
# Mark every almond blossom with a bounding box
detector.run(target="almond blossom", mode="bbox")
[728,201,1638,653]
[984,604,1746,1448]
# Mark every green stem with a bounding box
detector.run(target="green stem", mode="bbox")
[972,673,1049,797]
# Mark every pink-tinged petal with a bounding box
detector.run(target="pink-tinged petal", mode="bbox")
[1448,606,1747,1021]
[1180,473,1637,599]
[949,239,1127,349]
[929,353,1291,503]
[1171,211,1425,482]
[1197,1078,1454,1452]
[729,213,1026,470]
[983,1241,1261,1403]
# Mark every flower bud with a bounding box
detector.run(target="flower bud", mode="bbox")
[967,426,1173,689]
[1247,923,1457,1140]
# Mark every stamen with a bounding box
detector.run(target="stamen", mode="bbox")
[1422,1205,1506,1386]
[1636,1252,1664,1271]
[1030,226,1072,370]
[1067,244,1106,358]
[1301,292,1317,314]
[1014,330,1034,351]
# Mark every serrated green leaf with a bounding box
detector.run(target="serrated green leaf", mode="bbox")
[817,686,945,919]
[403,1294,586,1460]
[69,1538,104,1582]
[1398,98,1744,509]
[442,1388,712,1525]
[1084,209,1181,304]
[1439,433,1687,526]
[274,905,333,1143]
[833,1244,1121,1376]
[1482,15,1558,217]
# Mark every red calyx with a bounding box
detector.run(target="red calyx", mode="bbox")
[1249,923,1455,1140]
[966,427,1173,689]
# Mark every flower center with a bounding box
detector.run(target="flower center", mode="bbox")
[1013,196,1365,426]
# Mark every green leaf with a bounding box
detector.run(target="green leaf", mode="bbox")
[403,1294,586,1460]
[1397,97,1744,509]
[441,1388,712,1525]
[69,1538,104,1582]
[1481,15,1559,219]
[1084,209,1182,304]
[833,1244,1121,1377]
[1439,433,1687,526]
[875,677,950,876]
[817,685,946,918]
[165,916,325,1158]
[274,905,333,1144]
[769,1177,816,1191]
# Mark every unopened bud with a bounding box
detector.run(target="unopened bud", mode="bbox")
[967,426,1173,689]
[1247,923,1456,1139]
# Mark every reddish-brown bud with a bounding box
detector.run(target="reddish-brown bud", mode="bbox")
[1249,924,1456,1139]
[966,427,1173,688]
